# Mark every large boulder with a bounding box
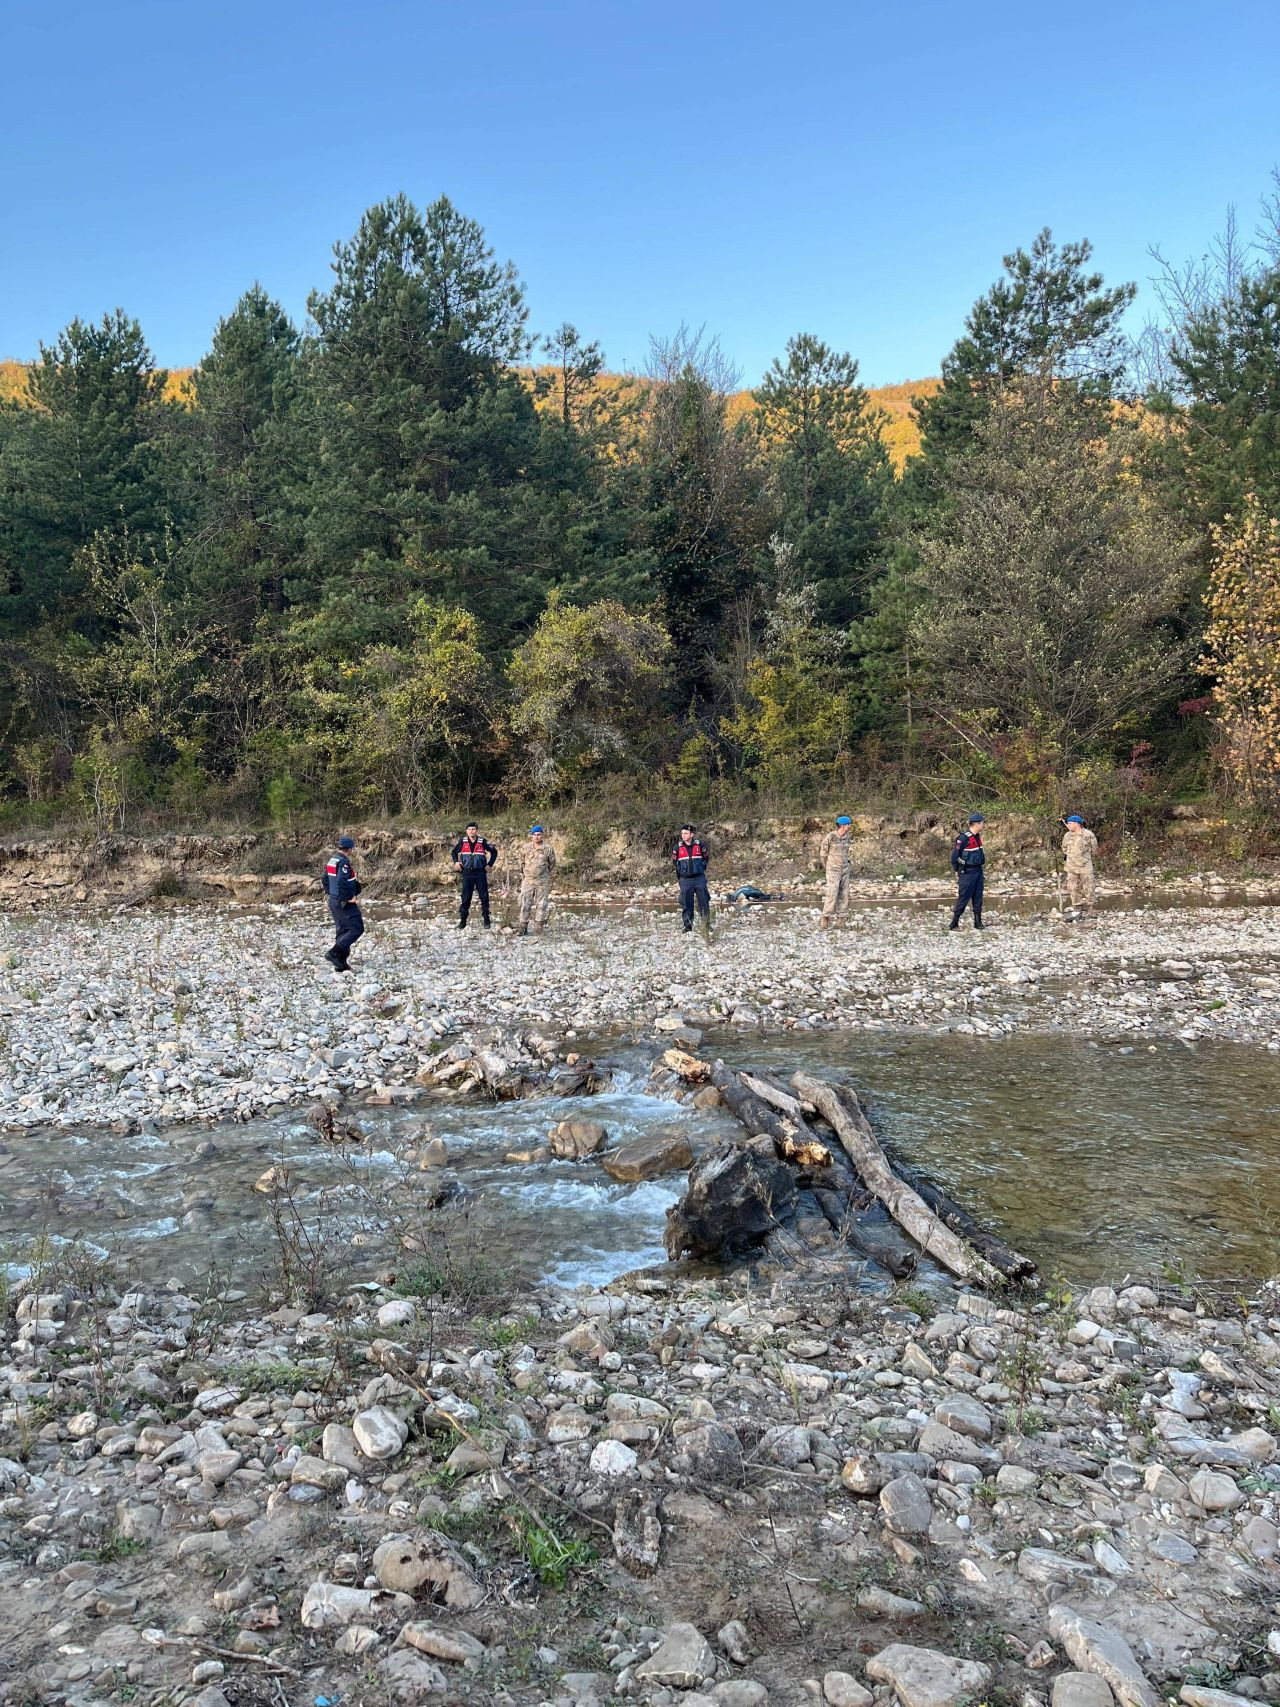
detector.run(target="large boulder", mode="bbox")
[601,1129,694,1182]
[636,1622,717,1689]
[867,1644,992,1707]
[372,1533,484,1609]
[549,1120,608,1160]
[1047,1606,1158,1707]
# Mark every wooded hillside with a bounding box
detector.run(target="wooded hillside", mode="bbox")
[1,188,1277,833]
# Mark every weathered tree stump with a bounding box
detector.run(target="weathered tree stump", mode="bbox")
[664,1141,798,1260]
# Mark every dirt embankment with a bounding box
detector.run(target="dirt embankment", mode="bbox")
[0,815,969,909]
[0,805,1240,910]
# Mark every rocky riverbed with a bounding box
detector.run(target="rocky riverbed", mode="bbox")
[2,1251,1278,1707]
[5,895,1280,1131]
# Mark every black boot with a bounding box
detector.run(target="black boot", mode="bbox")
[948,916,960,931]
[324,946,342,966]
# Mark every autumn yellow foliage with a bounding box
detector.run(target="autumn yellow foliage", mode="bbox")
[1202,497,1280,805]
[3,353,934,468]
[0,359,194,408]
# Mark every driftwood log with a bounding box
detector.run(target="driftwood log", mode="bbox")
[793,1072,1005,1286]
[662,1053,1034,1289]
[894,1166,1037,1283]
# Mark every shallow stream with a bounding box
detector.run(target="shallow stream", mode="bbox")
[2,1031,1277,1294]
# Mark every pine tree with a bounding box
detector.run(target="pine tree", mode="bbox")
[753,333,893,627]
[911,230,1135,489]
[300,194,548,650]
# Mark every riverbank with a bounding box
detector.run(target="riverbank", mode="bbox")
[2,1245,1277,1707]
[5,896,1280,1132]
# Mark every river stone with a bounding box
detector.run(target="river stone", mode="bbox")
[880,1473,933,1537]
[373,1533,484,1609]
[197,1449,242,1486]
[291,1454,346,1492]
[757,1424,814,1468]
[866,1643,993,1707]
[378,1649,448,1699]
[842,1451,932,1495]
[177,1531,232,1571]
[321,1422,365,1473]
[1188,1469,1244,1512]
[717,1620,752,1663]
[1225,1427,1276,1463]
[636,1622,717,1689]
[1047,1605,1159,1707]
[353,1406,408,1460]
[932,1395,993,1440]
[916,1420,997,1469]
[1053,1674,1116,1707]
[674,1422,743,1483]
[826,1674,875,1707]
[193,1386,240,1415]
[1149,1532,1197,1565]
[713,1685,768,1707]
[548,1120,607,1160]
[1181,1691,1263,1707]
[1093,1538,1131,1577]
[601,1130,694,1182]
[606,1392,670,1424]
[1018,1548,1098,1589]
[857,1587,927,1620]
[377,1299,416,1330]
[1240,1516,1278,1561]
[590,1439,638,1477]
[400,1622,487,1665]
[300,1582,413,1629]
[995,1465,1038,1495]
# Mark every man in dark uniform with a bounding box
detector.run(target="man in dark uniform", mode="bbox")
[322,834,364,971]
[949,813,986,931]
[672,823,711,934]
[451,821,498,930]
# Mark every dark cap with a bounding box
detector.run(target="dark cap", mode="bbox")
[680,823,695,833]
[336,835,355,850]
[967,813,985,826]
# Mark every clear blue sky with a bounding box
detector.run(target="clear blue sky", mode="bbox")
[3,0,1278,386]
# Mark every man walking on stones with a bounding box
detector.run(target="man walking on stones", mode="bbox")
[1062,814,1099,912]
[452,821,498,930]
[950,813,986,931]
[673,823,712,935]
[819,814,853,929]
[518,824,557,935]
[322,834,364,972]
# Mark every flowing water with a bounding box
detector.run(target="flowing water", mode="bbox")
[2,1033,1278,1294]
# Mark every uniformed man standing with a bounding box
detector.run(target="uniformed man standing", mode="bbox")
[451,822,498,930]
[949,813,986,931]
[672,824,711,934]
[518,824,557,935]
[819,814,853,929]
[1062,814,1099,911]
[322,834,364,972]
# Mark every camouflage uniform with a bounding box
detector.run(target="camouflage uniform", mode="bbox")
[1062,827,1098,907]
[819,830,851,923]
[518,841,557,932]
